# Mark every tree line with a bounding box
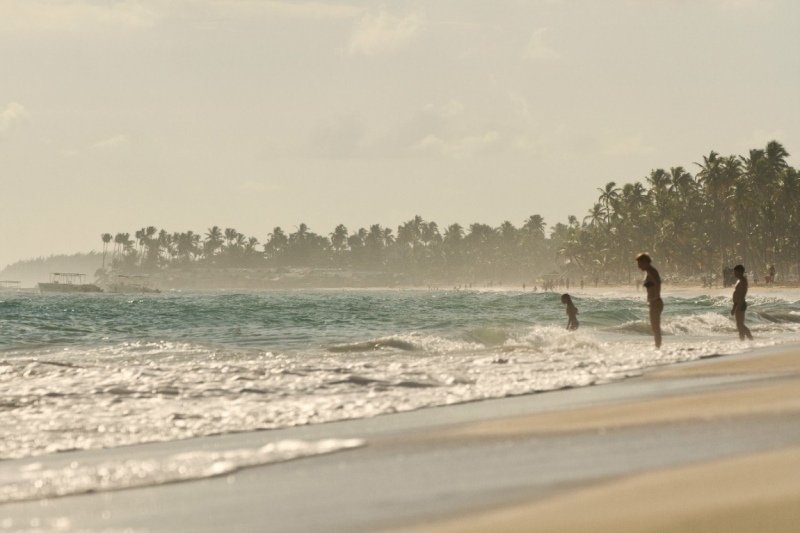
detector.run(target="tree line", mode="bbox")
[558,140,798,282]
[101,141,798,283]
[101,215,558,283]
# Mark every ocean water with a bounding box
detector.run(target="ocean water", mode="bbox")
[2,289,800,464]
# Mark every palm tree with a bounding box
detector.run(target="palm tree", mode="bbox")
[224,228,238,247]
[293,224,309,241]
[584,204,604,227]
[443,223,464,243]
[729,176,754,266]
[522,215,546,238]
[646,168,671,192]
[567,215,579,229]
[396,222,415,247]
[134,228,146,264]
[265,227,288,261]
[205,226,224,258]
[121,233,134,255]
[597,182,620,224]
[696,152,732,271]
[170,231,181,261]
[421,221,441,246]
[113,233,127,263]
[176,231,200,262]
[329,224,349,253]
[157,229,169,263]
[347,228,367,248]
[240,236,260,266]
[365,224,384,247]
[442,223,465,273]
[668,167,695,201]
[141,226,159,266]
[362,225,386,268]
[499,221,517,241]
[382,227,395,246]
[101,233,112,269]
[765,140,789,174]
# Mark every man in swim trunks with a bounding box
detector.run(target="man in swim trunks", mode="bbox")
[636,253,662,348]
[731,264,754,341]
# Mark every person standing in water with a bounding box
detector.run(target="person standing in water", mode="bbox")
[636,253,662,348]
[731,265,754,341]
[561,294,579,330]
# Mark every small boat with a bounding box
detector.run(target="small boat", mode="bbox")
[38,273,103,293]
[106,275,161,294]
[0,280,21,292]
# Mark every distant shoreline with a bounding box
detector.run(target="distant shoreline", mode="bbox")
[6,270,800,294]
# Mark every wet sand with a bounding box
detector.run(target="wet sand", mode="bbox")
[1,344,799,532]
[386,346,800,533]
[387,446,800,533]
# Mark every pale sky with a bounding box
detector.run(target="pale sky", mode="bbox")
[1,0,799,268]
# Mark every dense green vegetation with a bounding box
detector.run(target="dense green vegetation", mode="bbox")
[102,216,557,283]
[103,141,798,283]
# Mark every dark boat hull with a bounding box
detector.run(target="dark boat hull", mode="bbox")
[106,284,160,294]
[38,283,103,293]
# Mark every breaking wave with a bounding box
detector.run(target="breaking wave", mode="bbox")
[2,289,799,462]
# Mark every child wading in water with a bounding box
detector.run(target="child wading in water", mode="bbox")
[561,294,579,330]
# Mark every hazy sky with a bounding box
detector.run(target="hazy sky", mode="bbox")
[1,0,798,268]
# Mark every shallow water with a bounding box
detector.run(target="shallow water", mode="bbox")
[0,438,364,505]
[2,289,799,461]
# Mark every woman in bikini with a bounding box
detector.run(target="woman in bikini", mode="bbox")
[636,253,662,348]
[561,294,579,331]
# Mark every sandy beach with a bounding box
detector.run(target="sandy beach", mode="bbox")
[385,346,800,533]
[0,340,798,532]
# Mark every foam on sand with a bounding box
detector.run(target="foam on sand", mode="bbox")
[0,438,364,504]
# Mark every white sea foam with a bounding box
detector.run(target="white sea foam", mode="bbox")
[0,439,364,504]
[662,312,739,335]
[2,291,799,461]
[5,329,786,461]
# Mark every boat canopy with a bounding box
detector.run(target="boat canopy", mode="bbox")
[49,273,87,284]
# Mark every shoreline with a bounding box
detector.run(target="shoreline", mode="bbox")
[383,344,800,533]
[2,341,800,531]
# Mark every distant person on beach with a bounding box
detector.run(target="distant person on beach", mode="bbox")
[731,265,754,341]
[768,264,776,284]
[561,294,579,330]
[636,253,662,348]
